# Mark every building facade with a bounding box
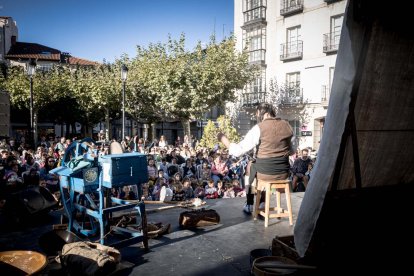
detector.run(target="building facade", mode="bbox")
[233,0,347,151]
[0,16,18,63]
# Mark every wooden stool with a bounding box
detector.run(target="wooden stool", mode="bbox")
[253,179,293,227]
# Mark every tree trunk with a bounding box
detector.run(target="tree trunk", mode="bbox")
[69,122,76,138]
[150,122,156,142]
[85,113,93,138]
[181,119,191,138]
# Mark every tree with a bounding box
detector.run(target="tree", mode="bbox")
[68,63,122,137]
[4,64,70,145]
[127,33,258,138]
[267,78,310,125]
[199,115,240,149]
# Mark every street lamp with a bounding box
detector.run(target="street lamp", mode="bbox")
[26,59,37,147]
[121,64,128,140]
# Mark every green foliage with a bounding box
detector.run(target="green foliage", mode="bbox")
[127,33,257,135]
[268,77,310,125]
[5,64,70,111]
[199,120,217,149]
[2,33,257,139]
[199,115,240,149]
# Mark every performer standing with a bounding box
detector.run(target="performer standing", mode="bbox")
[218,103,295,213]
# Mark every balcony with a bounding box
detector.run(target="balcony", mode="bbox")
[280,86,303,106]
[243,6,266,27]
[323,32,340,53]
[248,49,266,65]
[280,40,303,61]
[280,0,304,17]
[321,85,330,107]
[242,91,267,107]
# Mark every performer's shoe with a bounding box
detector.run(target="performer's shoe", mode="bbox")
[243,204,253,214]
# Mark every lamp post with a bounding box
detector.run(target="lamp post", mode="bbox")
[161,109,164,135]
[26,59,36,147]
[121,64,128,140]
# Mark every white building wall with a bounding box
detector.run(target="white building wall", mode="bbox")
[0,17,18,61]
[234,0,244,51]
[233,0,347,151]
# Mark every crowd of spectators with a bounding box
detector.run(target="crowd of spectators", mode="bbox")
[0,133,315,213]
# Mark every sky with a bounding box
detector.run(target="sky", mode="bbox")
[0,0,234,62]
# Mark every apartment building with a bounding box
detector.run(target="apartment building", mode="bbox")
[0,16,18,63]
[233,0,347,151]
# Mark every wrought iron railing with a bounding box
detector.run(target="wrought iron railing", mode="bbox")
[242,91,267,107]
[280,0,304,16]
[280,40,303,61]
[280,85,303,106]
[323,32,340,53]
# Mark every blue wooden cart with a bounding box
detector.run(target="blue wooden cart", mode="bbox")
[50,138,149,249]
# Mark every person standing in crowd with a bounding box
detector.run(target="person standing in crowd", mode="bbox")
[175,136,182,147]
[159,135,168,149]
[54,137,66,153]
[218,103,295,213]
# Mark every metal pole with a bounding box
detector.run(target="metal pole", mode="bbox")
[122,80,126,141]
[29,76,34,146]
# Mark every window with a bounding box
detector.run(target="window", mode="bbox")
[329,67,335,91]
[244,0,262,11]
[286,72,300,88]
[330,14,343,48]
[243,68,266,106]
[37,64,53,72]
[243,0,266,23]
[243,25,266,63]
[246,70,265,94]
[249,35,262,61]
[283,72,302,104]
[281,26,302,60]
[289,120,301,137]
[280,0,304,16]
[287,26,301,46]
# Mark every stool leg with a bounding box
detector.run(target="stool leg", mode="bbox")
[285,184,293,226]
[265,185,271,227]
[254,192,261,220]
[276,189,282,214]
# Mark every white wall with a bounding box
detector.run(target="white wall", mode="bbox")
[233,0,347,151]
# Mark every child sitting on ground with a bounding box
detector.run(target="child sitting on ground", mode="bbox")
[223,182,235,198]
[194,182,206,199]
[151,178,165,201]
[232,179,245,197]
[182,178,194,200]
[159,183,173,202]
[217,180,225,198]
[172,183,185,201]
[205,179,218,199]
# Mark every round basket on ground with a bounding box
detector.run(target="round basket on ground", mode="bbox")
[250,248,272,268]
[0,250,47,275]
[252,256,298,276]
